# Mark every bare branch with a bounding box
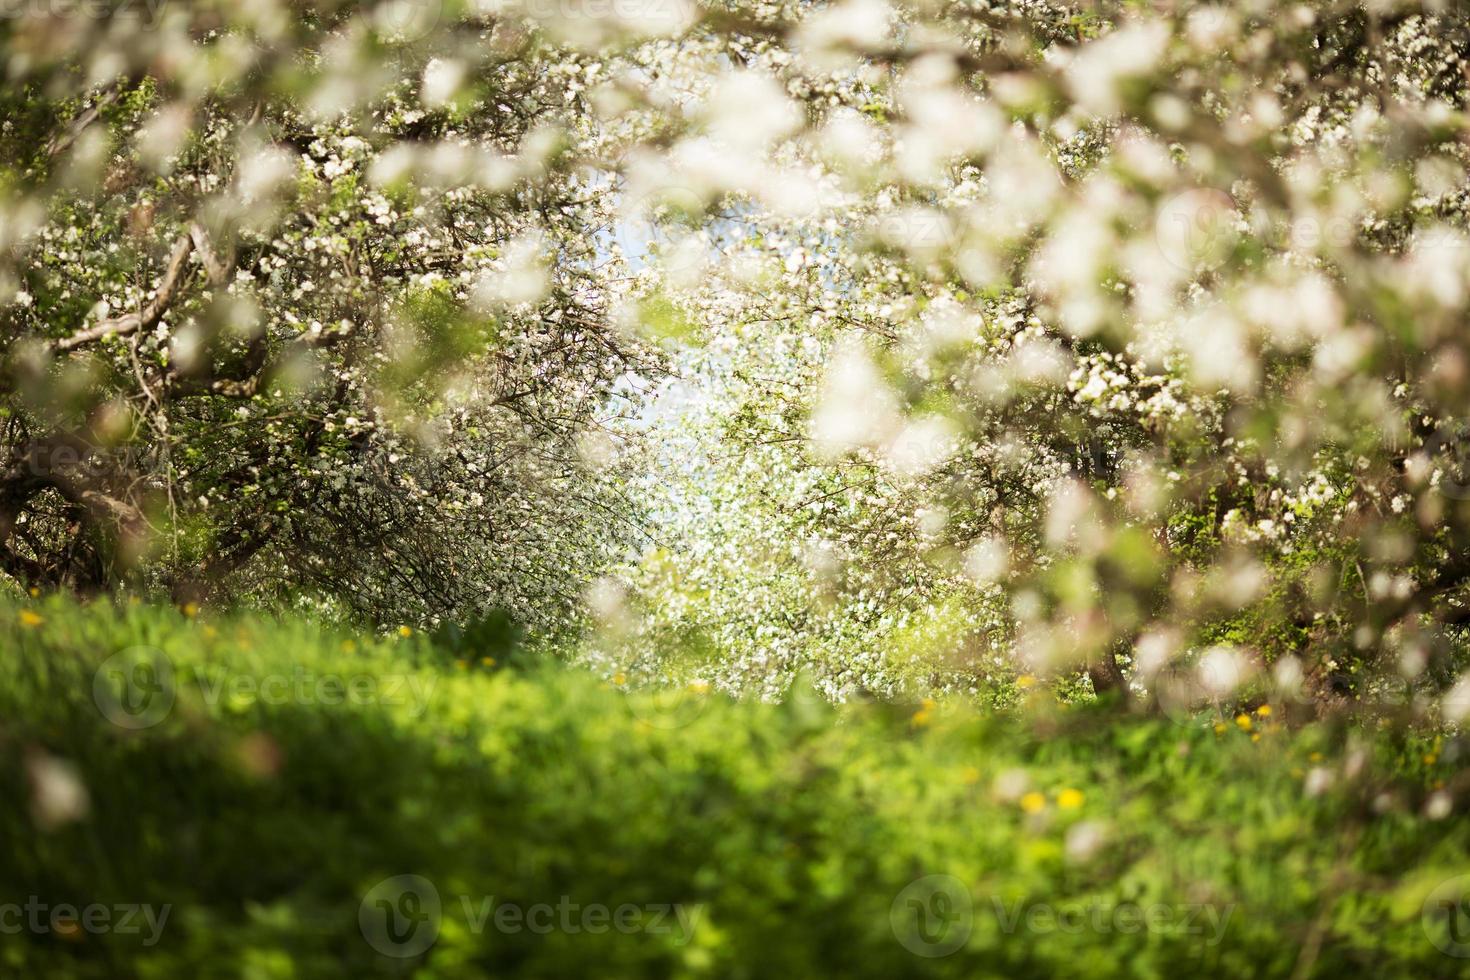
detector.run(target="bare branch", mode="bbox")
[52,233,196,353]
[189,222,232,286]
[45,87,122,160]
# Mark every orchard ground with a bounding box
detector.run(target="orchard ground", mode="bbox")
[1,597,1468,978]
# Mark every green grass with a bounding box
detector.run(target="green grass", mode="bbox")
[0,597,1467,978]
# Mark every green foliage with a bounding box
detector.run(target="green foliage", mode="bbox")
[0,599,1466,978]
[381,282,499,406]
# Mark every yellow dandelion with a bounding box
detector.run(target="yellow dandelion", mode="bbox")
[1020,791,1046,814]
[1425,754,1438,766]
[1017,674,1036,690]
[1251,732,1261,743]
[27,587,39,598]
[1235,713,1253,731]
[1308,751,1323,762]
[1256,704,1272,717]
[182,602,199,619]
[18,609,43,628]
[1213,721,1227,735]
[911,708,932,727]
[481,656,497,668]
[1057,788,1084,810]
[612,672,627,686]
[397,625,412,638]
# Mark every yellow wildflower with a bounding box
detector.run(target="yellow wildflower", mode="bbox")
[1255,704,1272,717]
[1020,791,1046,813]
[1017,674,1036,690]
[1213,721,1227,735]
[397,625,412,638]
[612,672,627,686]
[481,656,497,668]
[1235,713,1253,731]
[1425,754,1438,766]
[1057,788,1084,810]
[182,602,199,618]
[18,609,43,628]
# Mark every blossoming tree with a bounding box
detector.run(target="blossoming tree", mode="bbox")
[4,1,1470,722]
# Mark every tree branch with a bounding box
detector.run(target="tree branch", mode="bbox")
[52,233,196,352]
